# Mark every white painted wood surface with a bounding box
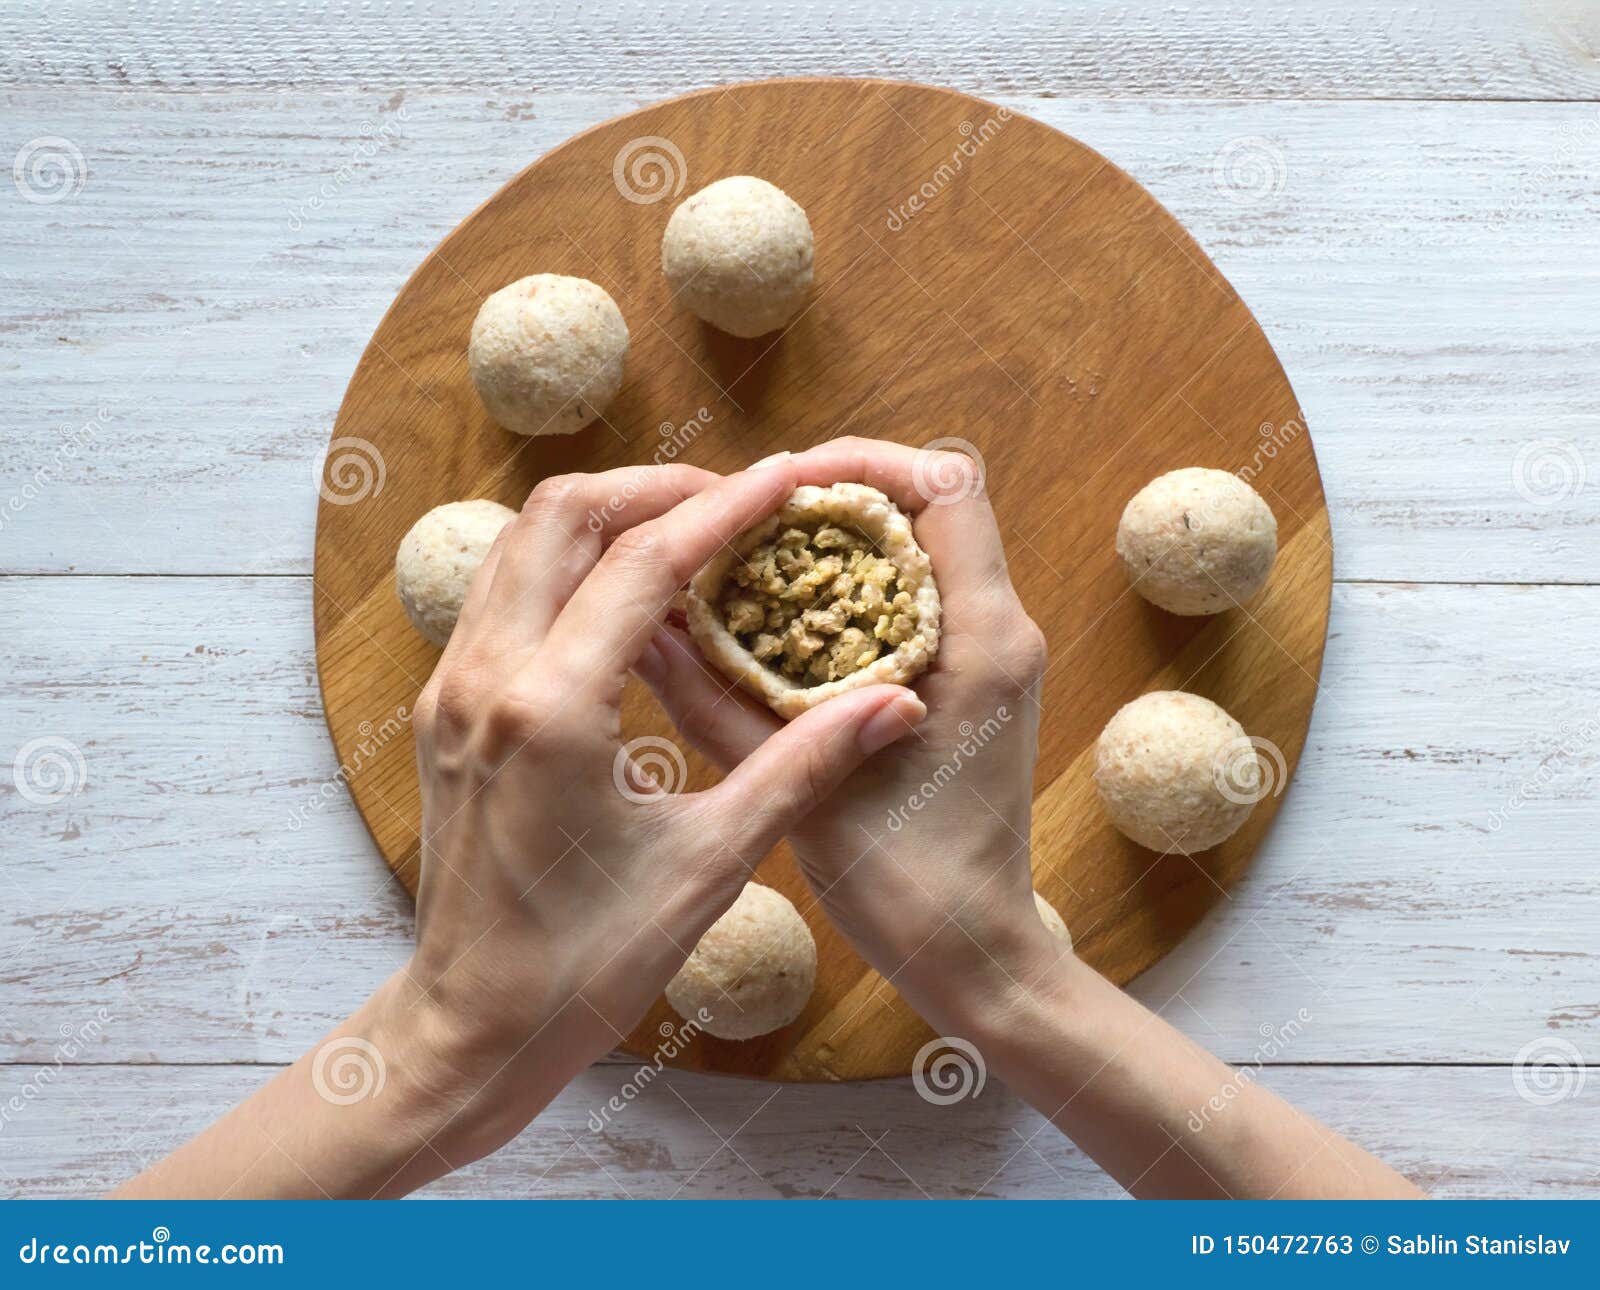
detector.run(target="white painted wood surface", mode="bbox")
[7,1,1599,100]
[0,2,1596,1198]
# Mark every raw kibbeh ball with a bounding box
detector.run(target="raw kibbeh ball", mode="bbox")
[665,882,816,1040]
[1094,690,1260,855]
[1116,467,1277,615]
[660,176,814,338]
[467,274,628,436]
[394,499,515,646]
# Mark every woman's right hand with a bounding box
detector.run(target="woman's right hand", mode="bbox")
[635,437,1063,1014]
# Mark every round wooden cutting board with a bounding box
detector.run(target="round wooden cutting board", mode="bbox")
[313,79,1330,1081]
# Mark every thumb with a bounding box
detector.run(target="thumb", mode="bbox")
[699,684,927,860]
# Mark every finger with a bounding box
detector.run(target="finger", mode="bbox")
[787,435,980,513]
[694,684,926,861]
[632,625,778,768]
[476,464,721,650]
[790,436,1017,615]
[539,456,799,690]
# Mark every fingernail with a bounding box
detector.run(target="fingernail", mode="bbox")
[633,634,668,686]
[858,693,926,756]
[749,450,792,469]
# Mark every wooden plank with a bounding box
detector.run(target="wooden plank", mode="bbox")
[3,93,1596,581]
[0,1062,1591,1199]
[2,576,1596,1065]
[4,1,1598,100]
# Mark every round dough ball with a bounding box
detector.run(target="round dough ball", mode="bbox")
[1094,690,1258,855]
[666,883,815,1041]
[395,499,515,646]
[468,274,628,436]
[1033,890,1073,950]
[1116,467,1277,615]
[661,176,814,338]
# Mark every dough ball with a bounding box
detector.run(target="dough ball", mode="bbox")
[1094,690,1258,855]
[1116,468,1277,615]
[468,274,628,436]
[395,499,515,646]
[661,176,814,338]
[666,882,816,1040]
[1033,890,1073,950]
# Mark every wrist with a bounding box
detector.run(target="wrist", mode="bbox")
[375,944,628,1169]
[901,920,1096,1046]
[359,968,547,1171]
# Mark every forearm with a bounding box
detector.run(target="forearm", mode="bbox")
[912,945,1422,1200]
[113,968,573,1199]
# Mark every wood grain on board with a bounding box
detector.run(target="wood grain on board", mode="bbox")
[312,79,1331,1079]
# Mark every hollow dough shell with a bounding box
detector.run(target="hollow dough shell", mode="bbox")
[685,483,942,719]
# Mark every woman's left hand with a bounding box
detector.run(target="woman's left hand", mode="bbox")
[400,458,925,1164]
[116,458,924,1199]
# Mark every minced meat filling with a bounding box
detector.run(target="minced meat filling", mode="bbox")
[719,523,917,686]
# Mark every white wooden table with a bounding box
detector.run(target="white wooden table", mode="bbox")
[3,1,1597,1198]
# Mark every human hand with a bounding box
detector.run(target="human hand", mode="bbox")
[635,438,1061,1021]
[401,459,927,1161]
[124,453,1415,1205]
